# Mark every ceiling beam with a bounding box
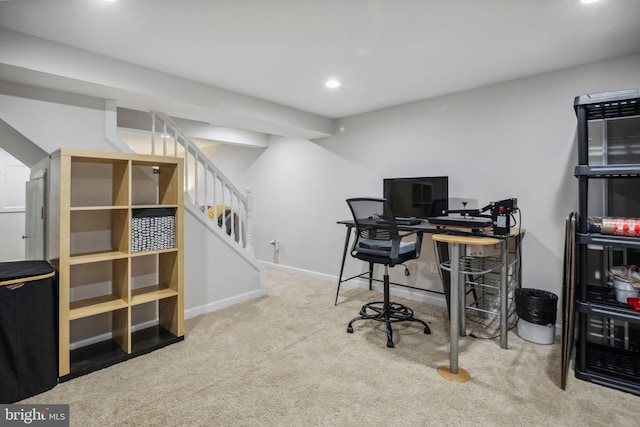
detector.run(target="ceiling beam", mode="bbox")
[0,28,334,140]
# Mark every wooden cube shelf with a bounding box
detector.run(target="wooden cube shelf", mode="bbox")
[48,148,184,380]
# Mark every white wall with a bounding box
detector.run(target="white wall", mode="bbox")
[237,54,640,307]
[0,148,30,260]
[0,211,25,260]
[0,82,111,154]
[183,211,265,318]
[0,147,29,209]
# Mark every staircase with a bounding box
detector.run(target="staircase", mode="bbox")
[115,109,265,318]
[144,112,255,257]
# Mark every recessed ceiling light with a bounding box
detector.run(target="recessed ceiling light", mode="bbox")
[580,0,601,4]
[325,79,341,89]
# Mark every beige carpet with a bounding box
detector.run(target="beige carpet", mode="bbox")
[22,268,639,426]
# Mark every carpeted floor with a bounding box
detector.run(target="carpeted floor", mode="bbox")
[20,268,639,426]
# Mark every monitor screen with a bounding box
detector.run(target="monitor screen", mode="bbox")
[383,176,448,219]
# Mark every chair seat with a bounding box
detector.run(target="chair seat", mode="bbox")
[357,239,415,254]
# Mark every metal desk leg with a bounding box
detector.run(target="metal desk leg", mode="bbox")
[435,241,452,318]
[500,239,508,349]
[450,242,460,372]
[459,244,466,337]
[335,225,353,305]
[437,242,470,382]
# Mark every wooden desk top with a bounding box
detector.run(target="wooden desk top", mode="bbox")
[431,233,500,246]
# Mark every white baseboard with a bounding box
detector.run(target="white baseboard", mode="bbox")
[69,319,158,350]
[217,261,565,337]
[260,260,448,308]
[184,288,267,320]
[259,261,337,283]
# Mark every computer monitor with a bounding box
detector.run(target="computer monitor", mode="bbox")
[383,176,448,219]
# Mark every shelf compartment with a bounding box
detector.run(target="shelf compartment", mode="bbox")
[585,177,640,219]
[130,325,184,356]
[131,161,180,206]
[131,299,183,350]
[63,339,129,382]
[131,208,176,253]
[580,341,640,384]
[586,284,639,310]
[130,251,182,340]
[70,209,130,256]
[585,313,640,350]
[65,308,130,379]
[582,115,640,166]
[70,157,129,207]
[68,258,129,320]
[131,251,180,301]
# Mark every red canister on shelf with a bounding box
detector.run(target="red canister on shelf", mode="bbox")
[601,217,640,237]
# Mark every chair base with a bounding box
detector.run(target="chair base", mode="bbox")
[347,301,431,348]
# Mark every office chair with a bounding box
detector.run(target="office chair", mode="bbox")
[344,198,431,348]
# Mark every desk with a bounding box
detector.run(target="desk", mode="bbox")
[337,220,524,378]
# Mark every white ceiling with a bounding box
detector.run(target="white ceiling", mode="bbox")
[1,0,640,119]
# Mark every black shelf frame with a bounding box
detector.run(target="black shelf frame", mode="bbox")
[576,298,640,324]
[574,88,640,396]
[576,342,640,396]
[575,165,640,177]
[576,233,640,249]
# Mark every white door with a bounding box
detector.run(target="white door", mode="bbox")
[25,172,46,260]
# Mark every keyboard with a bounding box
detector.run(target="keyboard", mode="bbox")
[396,218,422,225]
[376,217,422,226]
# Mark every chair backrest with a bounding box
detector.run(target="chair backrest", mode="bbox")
[347,197,398,235]
[346,198,407,264]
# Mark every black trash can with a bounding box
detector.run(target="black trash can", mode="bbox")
[515,288,558,345]
[0,261,57,403]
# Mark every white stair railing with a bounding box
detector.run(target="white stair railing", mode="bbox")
[149,112,254,255]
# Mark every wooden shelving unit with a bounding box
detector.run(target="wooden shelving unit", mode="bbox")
[48,148,184,380]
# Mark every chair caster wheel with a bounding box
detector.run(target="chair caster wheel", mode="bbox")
[387,341,394,348]
[347,326,353,333]
[424,327,431,335]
